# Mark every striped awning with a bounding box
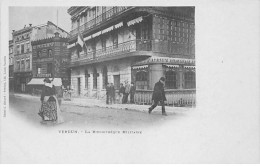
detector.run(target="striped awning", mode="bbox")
[132,65,148,70]
[27,78,62,86]
[102,26,114,34]
[115,22,123,29]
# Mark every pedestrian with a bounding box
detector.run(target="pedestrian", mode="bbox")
[119,83,125,104]
[38,78,64,124]
[123,81,131,104]
[110,83,115,104]
[148,77,167,116]
[130,82,136,104]
[106,83,111,104]
[55,83,64,107]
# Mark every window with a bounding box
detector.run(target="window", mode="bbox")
[93,67,98,89]
[48,49,52,57]
[16,45,20,54]
[26,43,30,52]
[102,66,108,89]
[36,64,41,74]
[47,63,52,74]
[184,71,196,89]
[101,38,106,51]
[112,32,118,48]
[16,61,20,70]
[85,68,88,89]
[165,71,177,89]
[21,44,24,54]
[21,60,25,70]
[38,51,41,57]
[9,47,13,54]
[135,71,148,90]
[26,59,30,70]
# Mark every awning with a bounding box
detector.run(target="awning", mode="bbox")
[27,78,62,86]
[132,65,148,70]
[127,16,143,26]
[102,26,114,34]
[84,36,92,41]
[184,66,196,69]
[92,31,101,38]
[165,65,180,68]
[115,22,123,29]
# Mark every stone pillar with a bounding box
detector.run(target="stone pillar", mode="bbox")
[149,64,164,89]
[179,66,184,89]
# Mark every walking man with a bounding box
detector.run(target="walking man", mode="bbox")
[130,82,136,104]
[123,81,131,104]
[148,77,167,116]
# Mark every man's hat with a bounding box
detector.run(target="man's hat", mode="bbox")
[160,77,166,82]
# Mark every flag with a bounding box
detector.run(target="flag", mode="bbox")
[77,32,84,48]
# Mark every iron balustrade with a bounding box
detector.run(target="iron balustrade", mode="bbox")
[70,7,132,37]
[70,39,152,66]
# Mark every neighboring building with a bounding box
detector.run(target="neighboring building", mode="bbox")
[28,32,70,93]
[9,40,14,92]
[12,21,68,93]
[67,7,195,106]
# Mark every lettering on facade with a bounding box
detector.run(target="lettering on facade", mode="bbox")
[36,73,52,78]
[33,42,54,49]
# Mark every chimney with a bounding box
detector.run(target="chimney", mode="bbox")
[29,24,32,27]
[24,25,26,28]
[12,30,15,33]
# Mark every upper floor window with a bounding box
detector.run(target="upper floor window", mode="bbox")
[48,49,52,57]
[21,44,24,54]
[47,63,52,74]
[26,43,30,52]
[16,45,20,54]
[9,47,13,54]
[36,64,41,74]
[38,51,41,57]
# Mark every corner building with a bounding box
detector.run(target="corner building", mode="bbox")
[67,7,196,106]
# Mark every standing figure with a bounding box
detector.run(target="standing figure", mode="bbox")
[130,82,136,104]
[148,77,167,116]
[106,83,111,104]
[110,83,115,104]
[38,78,64,124]
[123,81,131,104]
[119,83,125,104]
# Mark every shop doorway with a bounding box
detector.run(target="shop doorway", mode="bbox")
[77,77,81,96]
[113,75,120,90]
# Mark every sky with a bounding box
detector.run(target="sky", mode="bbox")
[9,7,71,40]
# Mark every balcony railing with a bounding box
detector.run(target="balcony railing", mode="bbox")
[70,7,133,37]
[134,89,196,107]
[70,39,152,67]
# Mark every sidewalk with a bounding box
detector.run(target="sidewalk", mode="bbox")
[12,93,193,114]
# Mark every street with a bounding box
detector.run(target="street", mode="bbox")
[9,94,173,128]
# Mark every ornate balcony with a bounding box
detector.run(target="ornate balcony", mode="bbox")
[70,39,152,67]
[70,7,133,38]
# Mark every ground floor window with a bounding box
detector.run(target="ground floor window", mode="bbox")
[85,68,88,89]
[165,71,177,89]
[135,70,148,90]
[93,67,98,89]
[184,71,196,89]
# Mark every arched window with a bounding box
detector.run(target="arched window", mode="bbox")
[102,66,108,89]
[135,70,148,90]
[165,71,177,89]
[93,67,98,89]
[184,71,196,89]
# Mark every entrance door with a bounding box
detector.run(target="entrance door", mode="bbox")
[77,77,81,96]
[113,75,120,90]
[21,83,26,92]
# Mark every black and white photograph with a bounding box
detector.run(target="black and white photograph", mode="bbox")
[0,0,260,164]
